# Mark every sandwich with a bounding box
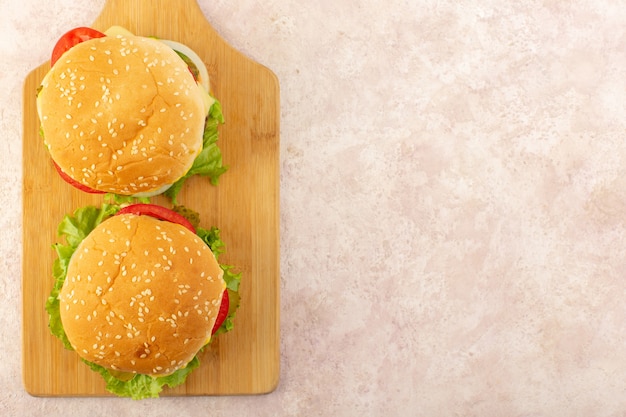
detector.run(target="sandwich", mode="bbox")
[46,202,241,399]
[36,26,226,202]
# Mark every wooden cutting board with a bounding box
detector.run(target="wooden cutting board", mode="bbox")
[22,0,280,397]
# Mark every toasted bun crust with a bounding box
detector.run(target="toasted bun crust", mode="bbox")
[59,214,225,376]
[37,35,205,195]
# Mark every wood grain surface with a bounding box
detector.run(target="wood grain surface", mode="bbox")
[22,0,280,397]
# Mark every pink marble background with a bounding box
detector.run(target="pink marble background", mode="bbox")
[2,0,626,415]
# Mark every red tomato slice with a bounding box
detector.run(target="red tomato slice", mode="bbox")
[51,27,106,66]
[53,161,105,194]
[212,290,229,335]
[116,203,196,233]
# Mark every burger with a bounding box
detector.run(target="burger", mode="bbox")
[46,203,241,399]
[36,26,227,202]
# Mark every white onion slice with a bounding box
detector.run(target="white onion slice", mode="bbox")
[159,39,210,92]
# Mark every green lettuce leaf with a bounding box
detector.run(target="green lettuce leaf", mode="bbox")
[84,355,200,400]
[196,226,242,337]
[164,99,227,204]
[213,266,241,337]
[56,204,119,247]
[45,203,240,399]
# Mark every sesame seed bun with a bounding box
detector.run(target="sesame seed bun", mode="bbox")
[37,34,205,195]
[59,213,225,376]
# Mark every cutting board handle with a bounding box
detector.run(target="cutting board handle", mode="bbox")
[96,0,203,20]
[92,0,218,39]
[99,0,200,9]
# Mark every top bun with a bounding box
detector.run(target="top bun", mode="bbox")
[37,35,206,195]
[59,213,225,376]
